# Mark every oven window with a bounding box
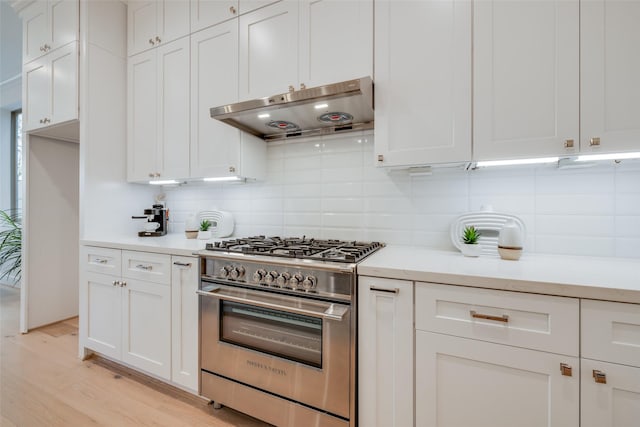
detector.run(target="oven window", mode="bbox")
[220,301,323,368]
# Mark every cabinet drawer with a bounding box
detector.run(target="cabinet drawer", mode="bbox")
[83,246,122,276]
[122,251,171,285]
[582,300,640,368]
[415,282,579,356]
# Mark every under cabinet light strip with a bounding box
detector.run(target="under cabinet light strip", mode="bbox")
[475,157,559,167]
[203,176,243,182]
[149,179,180,185]
[575,152,640,162]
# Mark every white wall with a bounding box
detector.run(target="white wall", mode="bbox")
[163,131,640,259]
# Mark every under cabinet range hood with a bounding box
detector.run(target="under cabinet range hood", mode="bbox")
[210,77,374,141]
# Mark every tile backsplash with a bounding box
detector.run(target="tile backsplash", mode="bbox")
[163,132,640,259]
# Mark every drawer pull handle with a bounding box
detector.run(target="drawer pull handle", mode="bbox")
[593,370,607,384]
[369,286,399,294]
[470,310,509,323]
[560,363,573,377]
[136,264,153,271]
[95,258,108,264]
[173,262,192,267]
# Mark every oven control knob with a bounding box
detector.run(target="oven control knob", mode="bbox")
[253,269,266,283]
[230,266,245,280]
[302,275,317,290]
[219,266,230,278]
[276,272,291,287]
[264,271,278,284]
[290,273,304,288]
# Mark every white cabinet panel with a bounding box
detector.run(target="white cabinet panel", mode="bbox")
[22,1,48,64]
[191,20,241,178]
[374,0,471,167]
[171,256,199,391]
[191,0,238,32]
[581,0,640,154]
[50,0,78,50]
[158,0,191,46]
[582,359,640,427]
[239,1,298,100]
[474,0,579,160]
[122,251,171,285]
[416,331,579,427]
[24,58,50,131]
[121,278,171,380]
[239,0,282,15]
[127,49,158,181]
[358,277,413,427]
[128,0,190,56]
[21,0,78,64]
[299,0,372,88]
[83,246,122,276]
[85,271,122,360]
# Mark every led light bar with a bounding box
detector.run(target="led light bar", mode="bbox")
[202,176,243,182]
[475,157,559,167]
[149,179,180,185]
[575,152,640,162]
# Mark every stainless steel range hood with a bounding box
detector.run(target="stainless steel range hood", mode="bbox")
[210,77,374,141]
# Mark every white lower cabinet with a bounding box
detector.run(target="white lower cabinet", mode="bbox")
[170,256,199,391]
[416,331,579,427]
[358,276,413,427]
[81,247,193,387]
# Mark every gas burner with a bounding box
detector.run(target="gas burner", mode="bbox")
[206,236,384,263]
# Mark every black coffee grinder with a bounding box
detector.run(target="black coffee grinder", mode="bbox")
[132,204,169,237]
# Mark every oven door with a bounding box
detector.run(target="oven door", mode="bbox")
[198,283,352,419]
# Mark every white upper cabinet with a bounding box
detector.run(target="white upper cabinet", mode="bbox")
[239,1,299,100]
[299,0,372,88]
[239,0,373,101]
[374,0,471,167]
[474,0,580,160]
[581,0,640,154]
[128,0,190,56]
[127,37,190,182]
[239,0,282,15]
[23,42,78,132]
[190,0,238,33]
[21,0,79,64]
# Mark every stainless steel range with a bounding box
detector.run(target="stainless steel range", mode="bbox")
[197,236,384,427]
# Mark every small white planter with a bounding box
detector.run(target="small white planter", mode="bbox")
[461,243,482,257]
[197,230,212,240]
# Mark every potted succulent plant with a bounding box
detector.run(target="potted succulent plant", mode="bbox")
[0,209,22,286]
[197,219,212,240]
[461,225,482,257]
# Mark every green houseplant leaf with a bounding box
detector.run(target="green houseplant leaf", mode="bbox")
[199,219,211,231]
[0,209,22,285]
[462,225,481,245]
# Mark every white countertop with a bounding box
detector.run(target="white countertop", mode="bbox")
[357,246,640,304]
[81,234,226,257]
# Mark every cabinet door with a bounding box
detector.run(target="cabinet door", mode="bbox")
[299,0,372,88]
[121,278,171,380]
[358,277,413,427]
[171,256,199,391]
[416,331,579,427]
[128,0,157,56]
[581,0,640,154]
[474,0,579,160]
[23,57,50,131]
[239,0,282,15]
[239,1,299,100]
[22,1,48,64]
[581,359,640,427]
[127,50,158,182]
[85,272,122,360]
[191,0,238,32]
[191,20,241,178]
[157,0,190,46]
[49,0,78,52]
[374,0,471,167]
[157,37,190,180]
[50,42,78,125]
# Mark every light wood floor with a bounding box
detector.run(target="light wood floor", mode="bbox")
[0,285,270,427]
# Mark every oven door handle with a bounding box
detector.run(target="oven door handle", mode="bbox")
[196,287,349,321]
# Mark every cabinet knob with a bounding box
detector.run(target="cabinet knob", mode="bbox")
[564,139,574,149]
[39,118,44,124]
[112,280,118,286]
[42,44,50,52]
[560,363,573,377]
[40,46,45,52]
[121,281,127,287]
[590,137,601,147]
[300,83,306,90]
[230,5,236,14]
[44,118,50,123]
[149,38,155,45]
[155,36,161,43]
[229,166,236,173]
[377,154,384,163]
[155,172,161,177]
[149,173,155,178]
[288,85,295,93]
[593,370,607,384]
